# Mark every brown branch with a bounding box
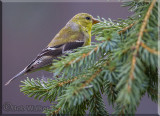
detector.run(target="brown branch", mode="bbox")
[58,77,78,87]
[73,69,102,95]
[118,106,125,116]
[130,0,156,80]
[81,69,102,89]
[52,107,61,115]
[66,46,98,66]
[140,42,160,55]
[118,22,135,34]
[99,22,136,43]
[73,62,109,95]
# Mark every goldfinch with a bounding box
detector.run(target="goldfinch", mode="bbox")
[5,13,99,86]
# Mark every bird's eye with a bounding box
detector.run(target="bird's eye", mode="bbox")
[85,17,91,20]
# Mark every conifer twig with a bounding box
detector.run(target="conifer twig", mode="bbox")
[118,22,135,34]
[66,46,98,66]
[72,69,102,95]
[52,107,61,115]
[140,42,160,55]
[99,22,136,43]
[130,0,156,80]
[74,62,108,94]
[81,69,102,89]
[51,68,102,115]
[58,77,78,87]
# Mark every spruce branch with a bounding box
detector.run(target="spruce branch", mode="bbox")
[130,0,156,80]
[140,42,160,55]
[52,107,61,115]
[66,46,99,66]
[104,80,117,106]
[113,0,158,114]
[52,60,109,114]
[51,44,101,79]
[20,77,79,102]
[74,68,102,94]
[88,92,108,115]
[118,22,136,34]
[58,77,78,87]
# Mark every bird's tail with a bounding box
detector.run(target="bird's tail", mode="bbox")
[5,68,27,86]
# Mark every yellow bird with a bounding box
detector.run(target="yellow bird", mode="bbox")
[5,13,99,86]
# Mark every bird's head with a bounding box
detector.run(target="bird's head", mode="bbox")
[70,13,100,32]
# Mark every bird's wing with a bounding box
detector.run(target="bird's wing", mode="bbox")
[26,41,84,72]
[5,41,84,86]
[25,44,64,73]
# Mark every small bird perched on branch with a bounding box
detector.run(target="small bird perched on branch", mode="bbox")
[5,13,99,86]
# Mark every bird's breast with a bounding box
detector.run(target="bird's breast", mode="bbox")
[81,30,91,46]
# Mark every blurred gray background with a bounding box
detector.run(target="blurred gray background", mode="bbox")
[2,1,157,115]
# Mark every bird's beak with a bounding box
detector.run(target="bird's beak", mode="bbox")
[92,18,100,24]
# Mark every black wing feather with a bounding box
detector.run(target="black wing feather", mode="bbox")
[63,41,84,51]
[26,41,84,72]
